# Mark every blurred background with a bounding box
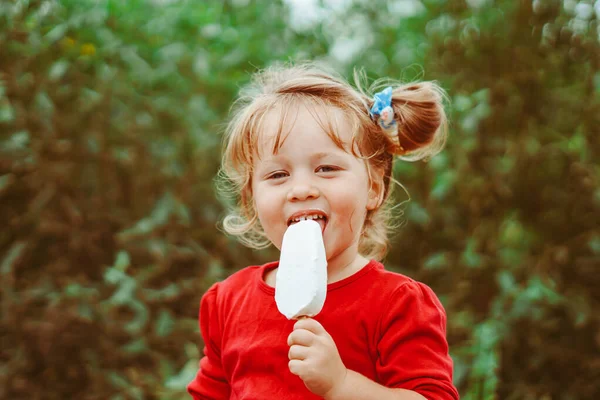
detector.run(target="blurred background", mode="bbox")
[1,0,599,399]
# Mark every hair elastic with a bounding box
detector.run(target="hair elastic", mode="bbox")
[369,87,404,152]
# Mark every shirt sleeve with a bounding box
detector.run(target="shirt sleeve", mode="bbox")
[187,283,231,400]
[376,281,459,400]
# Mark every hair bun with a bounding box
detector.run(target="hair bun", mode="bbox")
[384,82,448,162]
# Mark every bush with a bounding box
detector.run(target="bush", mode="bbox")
[1,0,598,399]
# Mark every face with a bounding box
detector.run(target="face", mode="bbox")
[251,103,381,267]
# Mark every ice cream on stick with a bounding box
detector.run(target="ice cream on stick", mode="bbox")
[275,219,327,320]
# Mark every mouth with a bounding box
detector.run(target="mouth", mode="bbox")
[287,210,328,234]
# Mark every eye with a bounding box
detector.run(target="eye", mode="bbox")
[316,165,339,173]
[268,171,288,180]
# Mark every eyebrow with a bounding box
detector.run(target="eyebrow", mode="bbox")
[262,151,343,164]
[311,152,338,161]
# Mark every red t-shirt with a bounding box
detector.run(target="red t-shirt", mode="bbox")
[188,260,459,399]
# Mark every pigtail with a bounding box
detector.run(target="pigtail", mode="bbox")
[390,82,448,162]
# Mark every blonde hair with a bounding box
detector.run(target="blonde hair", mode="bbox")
[217,62,447,260]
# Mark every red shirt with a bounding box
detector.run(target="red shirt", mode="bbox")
[188,260,459,399]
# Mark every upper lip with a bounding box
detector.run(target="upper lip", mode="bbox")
[286,209,328,226]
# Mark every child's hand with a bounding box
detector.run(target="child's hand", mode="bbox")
[287,318,347,397]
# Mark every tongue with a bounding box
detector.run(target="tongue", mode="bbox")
[315,218,326,233]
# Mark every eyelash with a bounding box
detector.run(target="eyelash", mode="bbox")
[268,172,288,180]
[267,166,339,180]
[316,165,339,173]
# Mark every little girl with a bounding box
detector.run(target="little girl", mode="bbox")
[187,63,459,400]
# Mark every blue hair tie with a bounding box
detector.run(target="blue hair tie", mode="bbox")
[369,87,400,141]
[369,87,393,118]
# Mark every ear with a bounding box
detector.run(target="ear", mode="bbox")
[366,171,385,211]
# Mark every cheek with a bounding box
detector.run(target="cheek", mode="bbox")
[332,191,369,228]
[251,182,269,212]
[252,187,284,233]
[254,196,275,224]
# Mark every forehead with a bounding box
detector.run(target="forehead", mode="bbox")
[253,99,355,159]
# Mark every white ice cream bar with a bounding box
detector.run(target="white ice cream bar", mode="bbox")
[275,220,327,320]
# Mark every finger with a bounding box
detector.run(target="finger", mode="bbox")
[287,329,315,346]
[288,344,308,360]
[293,317,326,335]
[288,359,304,377]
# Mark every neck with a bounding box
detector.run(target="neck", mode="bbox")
[325,240,370,283]
[264,240,370,288]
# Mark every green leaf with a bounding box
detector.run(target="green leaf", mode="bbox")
[453,94,473,112]
[499,248,523,267]
[34,91,54,117]
[159,358,176,380]
[430,170,456,200]
[1,241,26,276]
[45,24,68,43]
[0,174,16,195]
[500,218,523,247]
[142,283,180,302]
[49,60,69,81]
[104,267,126,285]
[122,337,147,354]
[110,279,136,304]
[113,250,130,272]
[65,283,81,297]
[107,371,130,389]
[588,235,600,254]
[524,275,561,304]
[165,360,200,390]
[124,299,149,334]
[496,270,516,294]
[0,99,15,122]
[423,252,447,270]
[80,88,103,111]
[117,192,190,241]
[461,237,482,268]
[157,42,187,63]
[184,341,199,359]
[406,202,430,226]
[155,308,175,337]
[4,131,30,151]
[77,303,94,322]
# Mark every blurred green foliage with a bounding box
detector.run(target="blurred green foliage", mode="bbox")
[0,0,598,399]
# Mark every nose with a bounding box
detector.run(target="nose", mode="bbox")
[286,177,320,202]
